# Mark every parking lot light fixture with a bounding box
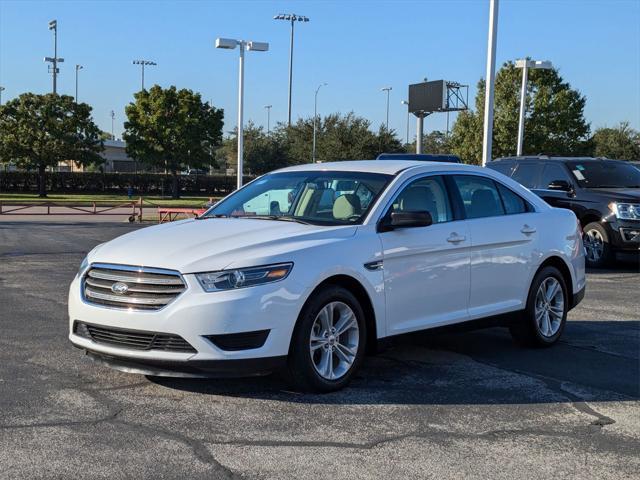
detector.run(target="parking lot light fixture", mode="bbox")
[75,64,83,102]
[312,83,327,163]
[264,105,272,134]
[401,100,409,145]
[132,59,157,90]
[515,58,553,156]
[216,37,269,190]
[381,86,392,130]
[0,86,5,105]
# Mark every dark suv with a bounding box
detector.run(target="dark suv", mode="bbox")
[487,156,640,267]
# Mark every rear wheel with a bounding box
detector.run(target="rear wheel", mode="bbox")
[286,286,366,392]
[510,266,568,347]
[583,222,613,268]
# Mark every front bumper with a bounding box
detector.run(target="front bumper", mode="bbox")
[608,220,640,253]
[68,270,309,375]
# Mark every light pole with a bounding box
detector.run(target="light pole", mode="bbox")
[44,20,64,94]
[0,86,5,106]
[381,86,392,130]
[515,59,552,156]
[216,37,269,190]
[401,100,409,145]
[274,13,309,126]
[110,110,115,140]
[264,105,272,134]
[481,0,499,166]
[75,64,83,102]
[132,59,157,90]
[312,82,327,163]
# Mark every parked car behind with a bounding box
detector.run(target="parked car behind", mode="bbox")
[69,160,585,392]
[487,156,640,267]
[377,153,461,163]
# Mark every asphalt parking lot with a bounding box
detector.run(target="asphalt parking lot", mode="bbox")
[1,221,638,480]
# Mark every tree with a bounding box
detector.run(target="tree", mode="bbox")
[219,122,290,175]
[0,93,104,196]
[123,85,224,198]
[591,122,640,160]
[449,61,591,164]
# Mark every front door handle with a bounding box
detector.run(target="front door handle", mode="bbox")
[521,224,537,235]
[447,233,466,244]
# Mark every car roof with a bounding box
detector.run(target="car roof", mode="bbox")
[493,156,626,163]
[275,160,476,175]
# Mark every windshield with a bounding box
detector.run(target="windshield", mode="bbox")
[567,161,640,189]
[203,170,392,226]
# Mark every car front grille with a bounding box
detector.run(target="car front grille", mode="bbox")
[74,321,196,353]
[82,264,186,311]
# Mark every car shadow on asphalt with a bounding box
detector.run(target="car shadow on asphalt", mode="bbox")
[149,320,639,404]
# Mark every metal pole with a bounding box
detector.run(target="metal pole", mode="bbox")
[406,108,409,145]
[110,110,115,140]
[312,84,325,162]
[0,86,4,106]
[266,106,271,134]
[52,24,58,94]
[516,61,529,156]
[141,63,145,90]
[416,114,424,154]
[481,0,499,166]
[237,42,245,190]
[287,19,294,126]
[385,90,390,129]
[75,67,78,101]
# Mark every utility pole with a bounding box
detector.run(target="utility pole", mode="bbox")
[481,0,499,166]
[312,83,327,162]
[44,20,64,94]
[274,13,309,126]
[75,64,83,102]
[381,86,392,130]
[132,59,157,90]
[264,105,272,134]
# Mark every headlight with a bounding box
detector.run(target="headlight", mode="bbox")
[609,202,640,220]
[195,263,293,292]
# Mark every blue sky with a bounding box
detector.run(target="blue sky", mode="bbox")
[1,0,639,141]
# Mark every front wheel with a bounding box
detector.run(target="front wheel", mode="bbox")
[583,222,613,268]
[510,266,568,347]
[286,286,366,393]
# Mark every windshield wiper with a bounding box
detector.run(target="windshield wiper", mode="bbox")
[196,213,228,220]
[236,215,312,225]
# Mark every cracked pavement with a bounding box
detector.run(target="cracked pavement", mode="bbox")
[1,221,639,479]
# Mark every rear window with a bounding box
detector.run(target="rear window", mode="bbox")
[487,161,515,176]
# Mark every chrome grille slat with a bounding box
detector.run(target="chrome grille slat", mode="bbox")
[83,264,186,311]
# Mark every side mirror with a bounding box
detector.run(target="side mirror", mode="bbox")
[380,211,433,232]
[548,179,573,192]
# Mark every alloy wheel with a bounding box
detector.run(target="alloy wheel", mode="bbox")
[309,301,359,380]
[584,228,604,263]
[534,277,565,337]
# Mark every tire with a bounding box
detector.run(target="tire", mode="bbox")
[583,222,613,268]
[509,266,568,348]
[286,286,366,393]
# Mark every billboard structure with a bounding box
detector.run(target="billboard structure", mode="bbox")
[407,80,469,153]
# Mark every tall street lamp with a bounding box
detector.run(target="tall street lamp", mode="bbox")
[216,37,269,190]
[274,13,309,126]
[515,58,552,156]
[264,105,272,134]
[44,20,64,94]
[132,59,157,90]
[110,110,115,140]
[381,86,392,130]
[481,0,499,166]
[401,100,409,145]
[0,86,5,105]
[75,64,83,102]
[312,82,327,163]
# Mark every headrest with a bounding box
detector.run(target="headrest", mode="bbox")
[333,194,362,220]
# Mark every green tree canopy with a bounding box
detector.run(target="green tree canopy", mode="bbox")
[123,85,224,197]
[0,92,104,196]
[449,61,591,164]
[591,122,640,160]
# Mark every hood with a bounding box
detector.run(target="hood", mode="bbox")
[586,188,640,201]
[89,218,357,273]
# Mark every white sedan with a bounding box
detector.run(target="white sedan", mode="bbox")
[68,160,586,392]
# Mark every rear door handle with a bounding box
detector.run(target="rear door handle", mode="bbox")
[447,233,466,244]
[521,224,537,235]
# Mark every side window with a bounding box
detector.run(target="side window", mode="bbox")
[511,163,542,188]
[391,175,452,224]
[452,175,505,219]
[487,161,515,176]
[496,183,529,214]
[540,163,571,189]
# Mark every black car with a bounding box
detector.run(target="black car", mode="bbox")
[487,156,640,267]
[377,153,461,163]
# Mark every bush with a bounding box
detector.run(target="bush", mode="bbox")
[0,171,252,196]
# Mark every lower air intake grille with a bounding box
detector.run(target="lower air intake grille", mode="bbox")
[74,321,196,353]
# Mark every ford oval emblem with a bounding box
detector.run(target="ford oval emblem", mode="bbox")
[111,282,129,295]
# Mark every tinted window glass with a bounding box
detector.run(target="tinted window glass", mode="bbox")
[487,161,515,176]
[497,183,528,214]
[566,161,640,188]
[391,176,452,224]
[512,163,541,188]
[540,163,571,189]
[453,176,505,219]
